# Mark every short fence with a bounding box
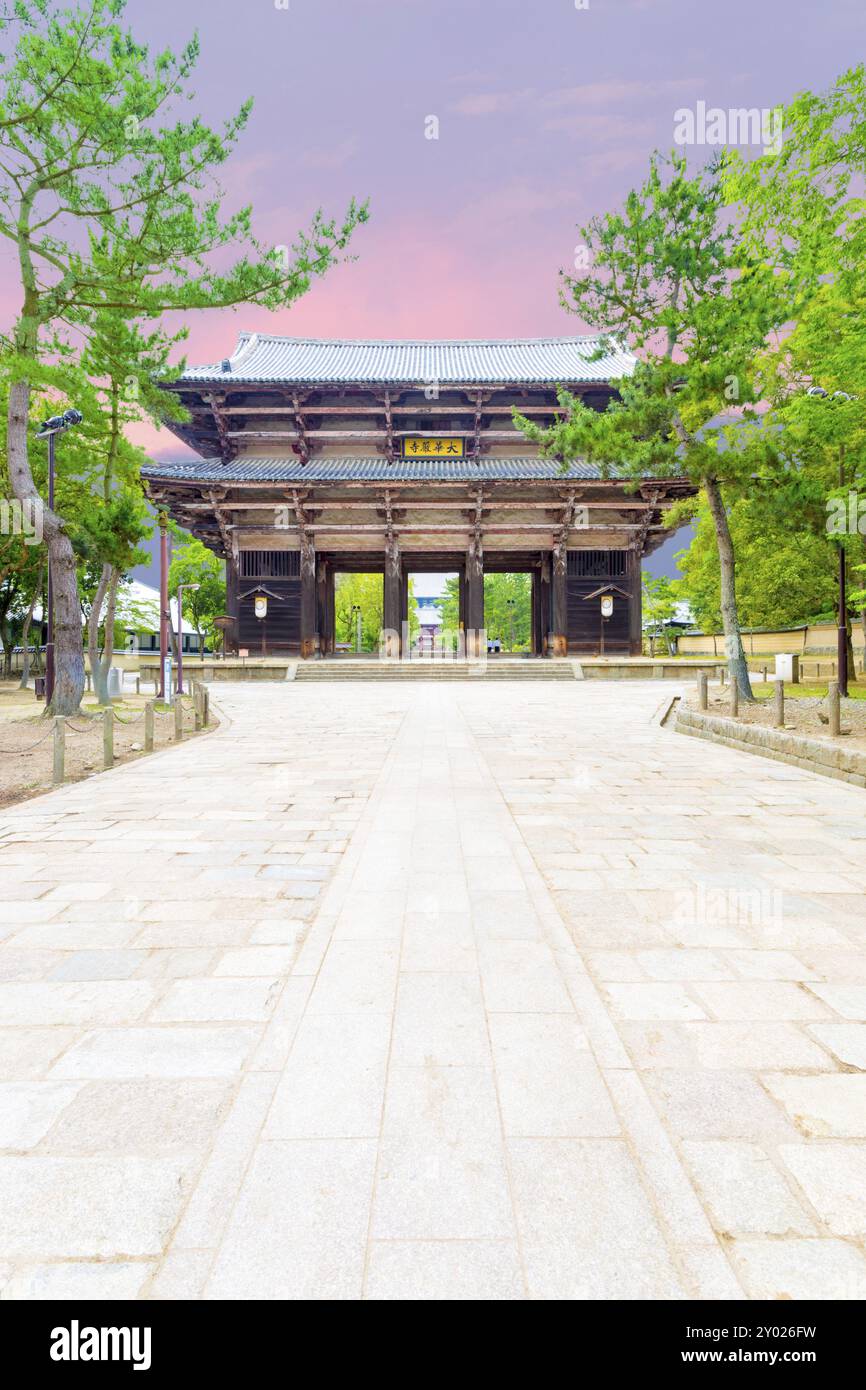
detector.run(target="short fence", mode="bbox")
[697,671,846,736]
[0,679,212,790]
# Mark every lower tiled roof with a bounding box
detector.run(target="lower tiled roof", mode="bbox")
[142,455,614,483]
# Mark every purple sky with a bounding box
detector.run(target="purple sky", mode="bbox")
[121,0,864,575]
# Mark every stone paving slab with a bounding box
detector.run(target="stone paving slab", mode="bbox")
[0,680,865,1300]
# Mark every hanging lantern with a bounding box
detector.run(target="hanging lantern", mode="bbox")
[254,594,268,619]
[600,594,614,618]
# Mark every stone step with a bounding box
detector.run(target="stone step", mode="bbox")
[294,662,575,681]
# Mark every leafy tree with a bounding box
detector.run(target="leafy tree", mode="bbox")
[724,66,866,678]
[483,572,531,651]
[515,152,792,699]
[641,573,678,655]
[675,496,838,632]
[0,0,367,712]
[334,573,383,652]
[168,538,226,656]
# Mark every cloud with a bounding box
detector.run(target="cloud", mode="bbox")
[300,135,359,171]
[450,89,534,117]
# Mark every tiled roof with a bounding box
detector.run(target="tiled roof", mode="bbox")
[141,456,612,484]
[175,335,636,386]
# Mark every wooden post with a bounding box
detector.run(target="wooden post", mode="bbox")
[549,543,567,657]
[144,700,154,752]
[52,716,65,785]
[135,676,140,695]
[828,679,840,736]
[203,688,210,727]
[194,683,202,731]
[174,696,183,742]
[383,537,402,659]
[103,708,114,769]
[762,665,768,685]
[773,679,785,728]
[698,671,708,711]
[730,679,739,718]
[300,534,319,659]
[465,538,485,658]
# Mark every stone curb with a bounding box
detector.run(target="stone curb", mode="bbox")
[675,705,866,788]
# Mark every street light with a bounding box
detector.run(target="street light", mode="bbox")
[176,583,200,696]
[35,408,83,705]
[506,597,516,653]
[351,603,362,654]
[807,386,854,697]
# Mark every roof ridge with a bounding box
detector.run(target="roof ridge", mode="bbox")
[229,333,611,347]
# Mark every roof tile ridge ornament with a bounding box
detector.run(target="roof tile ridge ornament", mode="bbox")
[226,332,259,370]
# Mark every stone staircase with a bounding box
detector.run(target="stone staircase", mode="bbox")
[294,659,576,681]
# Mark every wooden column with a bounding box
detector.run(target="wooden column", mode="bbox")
[316,556,331,656]
[538,553,551,655]
[225,555,239,656]
[549,541,568,657]
[465,536,485,657]
[383,536,402,658]
[627,549,643,656]
[300,535,319,659]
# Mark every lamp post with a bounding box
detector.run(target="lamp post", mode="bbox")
[506,597,516,653]
[176,582,200,696]
[35,408,82,705]
[808,386,853,697]
[159,512,169,701]
[351,603,362,654]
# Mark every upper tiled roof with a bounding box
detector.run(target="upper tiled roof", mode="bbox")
[175,335,636,386]
[141,456,613,484]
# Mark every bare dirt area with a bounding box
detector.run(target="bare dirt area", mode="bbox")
[0,681,217,808]
[688,682,866,755]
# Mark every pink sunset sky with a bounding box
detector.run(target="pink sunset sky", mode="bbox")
[4,0,862,580]
[116,0,863,461]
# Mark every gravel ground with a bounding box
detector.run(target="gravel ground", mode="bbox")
[689,686,866,754]
[0,685,215,808]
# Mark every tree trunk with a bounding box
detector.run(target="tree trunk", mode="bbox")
[18,560,44,688]
[6,381,84,714]
[86,563,112,705]
[97,568,120,701]
[704,476,754,700]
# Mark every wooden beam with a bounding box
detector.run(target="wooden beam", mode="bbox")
[206,394,237,463]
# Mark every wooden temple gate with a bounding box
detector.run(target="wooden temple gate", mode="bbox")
[143,335,693,658]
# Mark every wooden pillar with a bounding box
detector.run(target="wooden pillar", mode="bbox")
[383,536,402,658]
[225,555,239,656]
[465,537,485,657]
[627,549,643,656]
[316,556,331,656]
[538,554,551,656]
[300,535,319,659]
[549,541,568,657]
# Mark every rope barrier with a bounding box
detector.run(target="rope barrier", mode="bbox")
[0,694,205,759]
[0,725,57,753]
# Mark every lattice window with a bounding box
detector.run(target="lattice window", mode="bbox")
[567,549,627,578]
[239,550,300,579]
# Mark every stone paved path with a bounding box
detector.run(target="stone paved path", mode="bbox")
[1,680,866,1301]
